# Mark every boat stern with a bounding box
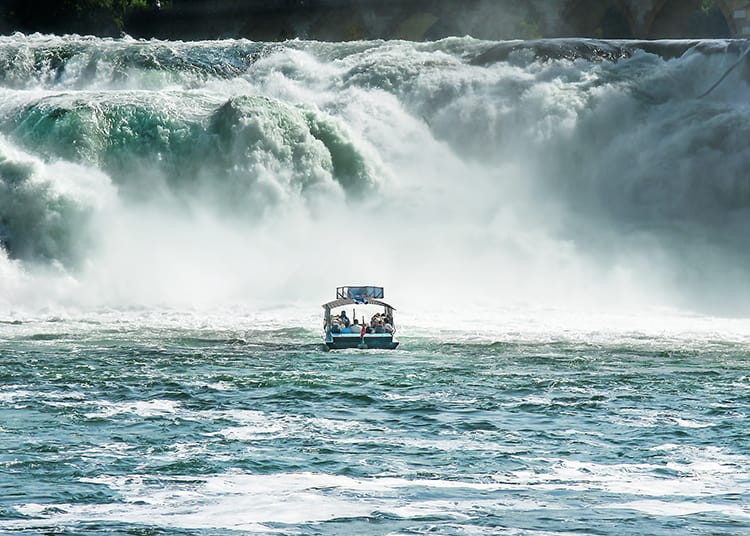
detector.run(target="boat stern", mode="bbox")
[326,334,398,350]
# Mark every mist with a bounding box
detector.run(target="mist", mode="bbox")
[1,35,749,318]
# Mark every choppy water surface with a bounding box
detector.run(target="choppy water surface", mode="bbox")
[2,33,750,534]
[2,311,750,535]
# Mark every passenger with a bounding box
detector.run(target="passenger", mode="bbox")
[384,322,393,333]
[339,310,350,327]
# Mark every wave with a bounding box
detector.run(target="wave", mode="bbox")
[0,33,269,90]
[6,92,371,208]
[0,137,114,266]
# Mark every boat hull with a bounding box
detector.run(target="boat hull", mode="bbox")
[325,333,399,350]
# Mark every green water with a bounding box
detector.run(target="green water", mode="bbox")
[2,312,749,534]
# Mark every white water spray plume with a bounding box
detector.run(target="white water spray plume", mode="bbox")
[0,35,749,317]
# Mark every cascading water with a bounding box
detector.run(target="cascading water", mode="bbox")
[3,33,750,536]
[0,34,749,314]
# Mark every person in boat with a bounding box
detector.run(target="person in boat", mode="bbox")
[344,318,360,335]
[330,313,347,333]
[339,310,350,327]
[355,319,366,337]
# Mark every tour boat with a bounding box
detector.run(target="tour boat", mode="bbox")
[322,286,399,350]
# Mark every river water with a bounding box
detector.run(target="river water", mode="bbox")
[1,34,750,534]
[2,309,750,534]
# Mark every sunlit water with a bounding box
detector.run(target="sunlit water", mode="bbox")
[1,33,750,534]
[1,308,750,535]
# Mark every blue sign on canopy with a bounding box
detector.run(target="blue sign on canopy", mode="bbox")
[337,286,384,301]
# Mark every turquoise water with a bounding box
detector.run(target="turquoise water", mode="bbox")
[2,312,750,534]
[2,33,750,534]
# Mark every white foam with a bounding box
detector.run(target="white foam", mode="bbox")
[382,391,478,405]
[4,452,750,532]
[612,409,714,429]
[500,448,750,498]
[84,399,181,419]
[0,388,33,403]
[14,466,743,533]
[3,472,535,532]
[604,499,750,519]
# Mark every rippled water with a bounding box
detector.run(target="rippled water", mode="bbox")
[2,33,750,534]
[2,311,749,535]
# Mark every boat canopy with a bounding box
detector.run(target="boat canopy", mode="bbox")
[322,298,396,311]
[336,286,384,301]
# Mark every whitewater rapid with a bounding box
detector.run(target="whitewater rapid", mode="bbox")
[0,34,749,316]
